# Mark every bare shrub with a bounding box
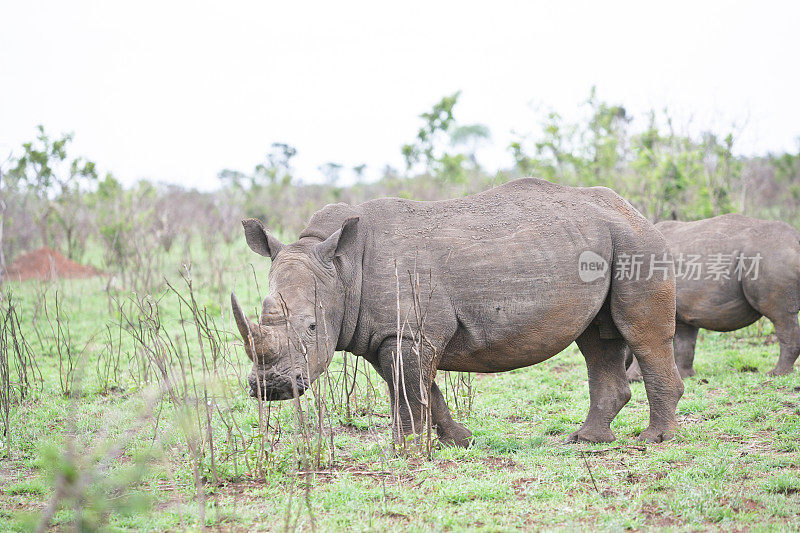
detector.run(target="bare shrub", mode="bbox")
[0,290,42,458]
[442,371,475,418]
[96,321,124,395]
[390,260,439,457]
[41,291,91,397]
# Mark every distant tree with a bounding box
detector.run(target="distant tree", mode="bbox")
[582,86,631,185]
[449,123,491,168]
[93,173,130,272]
[765,140,800,223]
[0,155,11,275]
[8,125,97,258]
[255,142,297,187]
[507,89,751,223]
[509,138,535,177]
[402,92,460,173]
[319,162,343,185]
[381,164,400,181]
[516,89,629,187]
[702,132,740,216]
[402,92,476,183]
[217,168,247,189]
[509,110,582,183]
[629,113,692,221]
[352,164,367,183]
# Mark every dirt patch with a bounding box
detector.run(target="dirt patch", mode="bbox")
[2,247,102,281]
[639,502,682,528]
[481,456,520,469]
[719,496,763,512]
[436,460,460,472]
[511,477,539,496]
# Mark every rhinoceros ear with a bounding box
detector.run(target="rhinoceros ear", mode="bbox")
[315,217,359,264]
[242,218,284,261]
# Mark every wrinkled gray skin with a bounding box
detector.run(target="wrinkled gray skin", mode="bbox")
[232,178,684,446]
[627,214,800,381]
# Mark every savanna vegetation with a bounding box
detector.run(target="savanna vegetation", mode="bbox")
[1,90,799,530]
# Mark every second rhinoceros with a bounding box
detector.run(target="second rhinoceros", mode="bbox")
[627,213,800,380]
[231,178,684,446]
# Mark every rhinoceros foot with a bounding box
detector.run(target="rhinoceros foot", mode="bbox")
[637,426,674,443]
[767,365,795,377]
[565,427,615,444]
[437,423,473,448]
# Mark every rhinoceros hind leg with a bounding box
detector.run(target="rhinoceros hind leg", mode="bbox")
[431,381,473,447]
[629,338,683,443]
[629,336,683,443]
[626,322,696,381]
[567,322,630,444]
[612,281,684,443]
[673,322,699,379]
[767,313,800,376]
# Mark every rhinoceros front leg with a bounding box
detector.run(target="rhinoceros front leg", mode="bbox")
[568,322,631,443]
[374,340,430,446]
[430,381,473,447]
[375,340,471,447]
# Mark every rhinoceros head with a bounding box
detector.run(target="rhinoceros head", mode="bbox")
[231,216,358,401]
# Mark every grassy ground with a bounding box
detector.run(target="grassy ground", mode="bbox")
[1,270,799,531]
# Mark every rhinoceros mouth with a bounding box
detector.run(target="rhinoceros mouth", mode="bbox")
[248,375,309,401]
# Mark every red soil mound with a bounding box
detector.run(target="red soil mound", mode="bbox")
[2,247,102,281]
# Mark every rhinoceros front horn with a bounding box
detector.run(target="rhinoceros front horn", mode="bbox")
[231,292,259,355]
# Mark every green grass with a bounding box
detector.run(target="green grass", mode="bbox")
[1,267,800,531]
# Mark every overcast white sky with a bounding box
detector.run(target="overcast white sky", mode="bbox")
[1,1,798,189]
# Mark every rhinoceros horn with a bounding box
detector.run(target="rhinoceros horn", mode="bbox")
[231,292,259,355]
[260,295,279,322]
